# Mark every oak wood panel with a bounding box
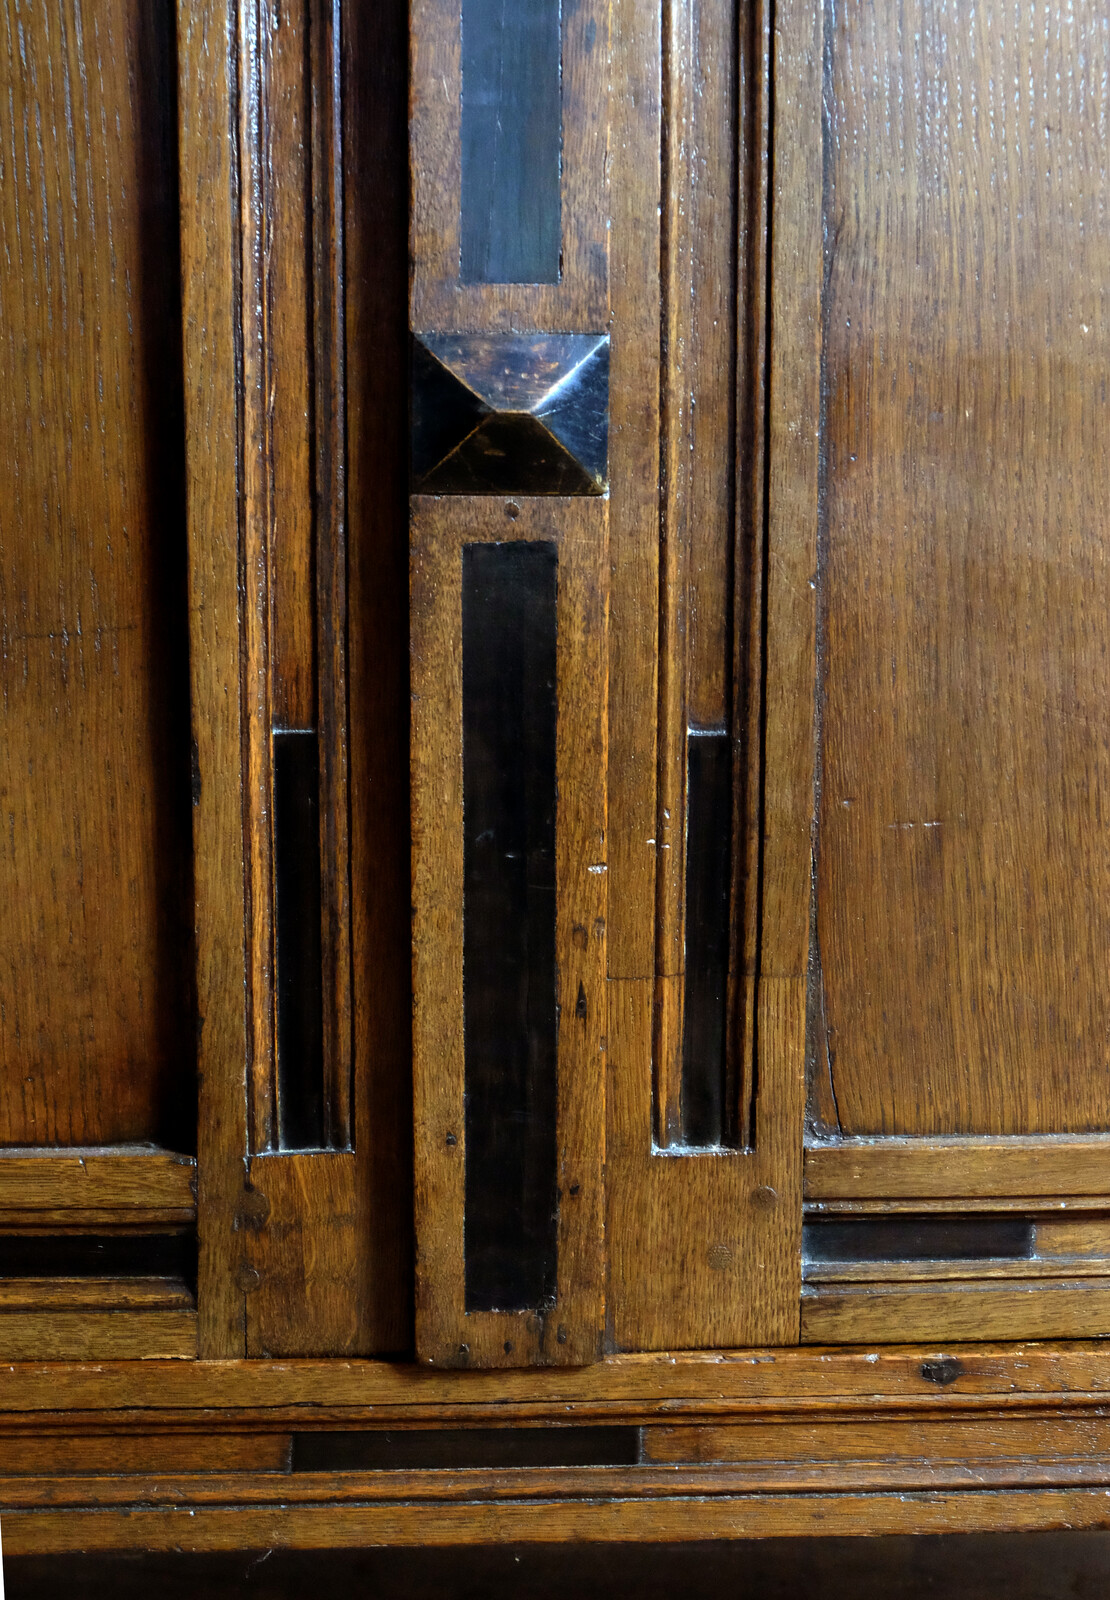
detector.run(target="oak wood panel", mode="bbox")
[0,0,194,1146]
[0,1312,195,1361]
[12,1456,1110,1508]
[9,1347,1110,1418]
[604,0,661,986]
[10,1487,1110,1552]
[807,1139,1110,1200]
[0,1433,290,1476]
[411,497,607,1367]
[644,1412,1110,1465]
[0,1280,192,1313]
[802,1281,1110,1344]
[0,1149,195,1224]
[758,0,822,985]
[608,976,804,1349]
[816,0,1110,1135]
[177,0,251,1357]
[243,1152,369,1356]
[410,0,609,332]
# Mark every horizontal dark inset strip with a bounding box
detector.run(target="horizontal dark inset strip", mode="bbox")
[803,1217,1035,1264]
[461,0,562,284]
[462,542,559,1313]
[292,1426,640,1472]
[0,1230,197,1288]
[680,730,733,1148]
[272,729,326,1151]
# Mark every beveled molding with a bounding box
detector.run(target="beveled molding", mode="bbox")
[2,1344,1110,1417]
[5,1348,1110,1549]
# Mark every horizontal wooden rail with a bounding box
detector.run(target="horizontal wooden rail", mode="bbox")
[0,1147,196,1226]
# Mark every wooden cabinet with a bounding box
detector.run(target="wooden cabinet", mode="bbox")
[2,0,1110,1561]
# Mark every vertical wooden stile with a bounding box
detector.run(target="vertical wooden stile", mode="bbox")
[409,0,611,1366]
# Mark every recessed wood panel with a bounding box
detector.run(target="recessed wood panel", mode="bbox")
[0,0,192,1146]
[816,0,1110,1134]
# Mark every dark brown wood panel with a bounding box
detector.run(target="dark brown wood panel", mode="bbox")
[816,0,1110,1135]
[0,0,193,1146]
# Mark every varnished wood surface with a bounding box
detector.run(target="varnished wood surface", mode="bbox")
[410,497,607,1367]
[815,0,1110,1135]
[605,0,802,1351]
[0,0,193,1146]
[343,0,414,1353]
[0,1148,194,1224]
[807,1139,1110,1200]
[12,1346,1110,1418]
[178,0,251,1357]
[10,1484,1110,1552]
[0,1311,195,1361]
[410,0,609,331]
[802,1281,1110,1345]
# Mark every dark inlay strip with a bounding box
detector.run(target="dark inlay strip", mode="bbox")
[804,1217,1035,1264]
[681,730,733,1147]
[461,0,562,284]
[0,1231,196,1289]
[293,1426,639,1472]
[273,729,325,1150]
[462,542,559,1312]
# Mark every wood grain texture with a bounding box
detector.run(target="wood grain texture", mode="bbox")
[816,0,1110,1135]
[653,0,767,1146]
[0,1312,195,1361]
[410,0,609,331]
[13,1454,1110,1507]
[0,1280,192,1313]
[0,1432,290,1476]
[8,1346,1110,1417]
[0,0,194,1146]
[802,1281,1110,1344]
[605,0,800,1348]
[608,975,804,1349]
[10,1486,1110,1552]
[177,0,250,1357]
[604,0,660,987]
[807,1139,1110,1200]
[0,1148,194,1223]
[644,1411,1110,1465]
[244,1151,370,1356]
[410,497,607,1367]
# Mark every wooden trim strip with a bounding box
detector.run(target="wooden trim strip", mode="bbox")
[0,1150,195,1221]
[6,1487,1110,1552]
[177,0,250,1358]
[806,1138,1110,1200]
[802,1280,1110,1343]
[9,1455,1110,1510]
[7,1347,1110,1415]
[0,1313,197,1362]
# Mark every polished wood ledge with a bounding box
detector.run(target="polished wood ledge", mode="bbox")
[4,1346,1110,1551]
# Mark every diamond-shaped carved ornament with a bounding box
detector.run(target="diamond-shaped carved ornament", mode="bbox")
[412,332,609,495]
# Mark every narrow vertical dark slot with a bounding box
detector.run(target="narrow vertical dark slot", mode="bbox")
[462,542,559,1312]
[682,730,733,1146]
[273,729,326,1150]
[460,0,562,284]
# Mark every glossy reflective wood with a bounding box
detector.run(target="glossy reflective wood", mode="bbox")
[0,0,193,1146]
[815,0,1110,1135]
